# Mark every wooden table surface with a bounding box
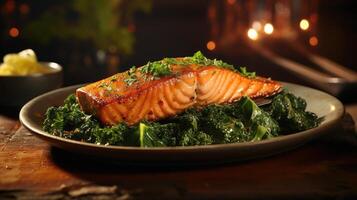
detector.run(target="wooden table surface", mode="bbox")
[1,106,357,200]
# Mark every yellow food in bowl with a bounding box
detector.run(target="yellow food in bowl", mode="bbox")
[0,49,52,76]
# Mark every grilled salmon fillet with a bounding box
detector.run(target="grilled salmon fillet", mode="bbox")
[76,62,281,125]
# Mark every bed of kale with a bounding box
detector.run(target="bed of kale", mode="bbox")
[43,92,321,147]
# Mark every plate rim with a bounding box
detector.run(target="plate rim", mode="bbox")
[19,82,345,152]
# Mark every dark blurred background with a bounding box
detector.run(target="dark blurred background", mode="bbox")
[1,0,356,97]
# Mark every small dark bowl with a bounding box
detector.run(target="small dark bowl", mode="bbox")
[0,62,63,107]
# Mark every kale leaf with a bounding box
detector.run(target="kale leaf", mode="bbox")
[139,122,178,147]
[232,97,280,141]
[199,104,250,143]
[265,92,321,133]
[168,109,213,146]
[43,94,130,145]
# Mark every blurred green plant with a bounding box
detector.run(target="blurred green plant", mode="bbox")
[24,0,151,55]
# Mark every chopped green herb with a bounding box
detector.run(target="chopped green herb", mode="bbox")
[98,82,114,95]
[238,67,256,78]
[98,82,107,88]
[124,66,138,86]
[140,61,172,79]
[187,51,235,70]
[110,75,118,82]
[123,51,255,83]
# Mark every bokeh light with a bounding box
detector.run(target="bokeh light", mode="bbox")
[264,23,274,34]
[247,28,258,40]
[309,36,318,46]
[299,19,310,31]
[252,21,262,31]
[9,27,19,37]
[206,41,216,51]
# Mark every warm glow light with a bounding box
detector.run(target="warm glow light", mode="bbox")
[206,41,216,51]
[128,23,136,32]
[5,0,15,13]
[309,36,318,46]
[310,14,318,24]
[264,23,274,34]
[227,0,236,5]
[19,4,30,14]
[9,27,19,37]
[300,19,309,31]
[252,21,262,31]
[247,28,258,40]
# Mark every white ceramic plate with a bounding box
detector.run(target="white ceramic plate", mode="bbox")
[19,82,344,164]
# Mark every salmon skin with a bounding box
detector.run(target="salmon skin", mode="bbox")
[76,59,281,126]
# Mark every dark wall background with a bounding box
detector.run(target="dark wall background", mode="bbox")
[1,0,356,87]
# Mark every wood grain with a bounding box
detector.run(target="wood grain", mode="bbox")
[1,112,357,199]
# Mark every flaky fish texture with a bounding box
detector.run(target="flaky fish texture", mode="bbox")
[76,64,281,125]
